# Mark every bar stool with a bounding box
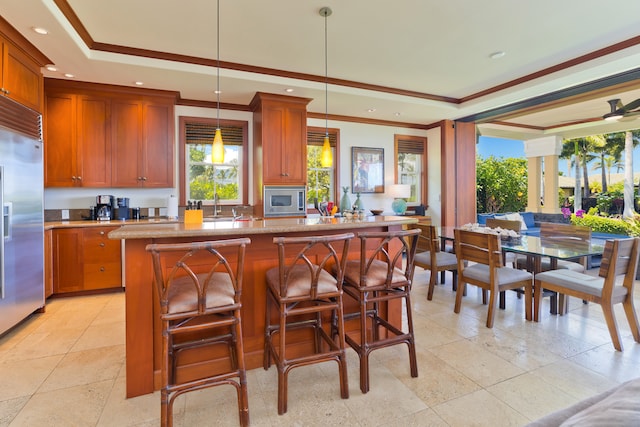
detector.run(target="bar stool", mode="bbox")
[341,228,420,393]
[263,233,354,415]
[146,238,251,427]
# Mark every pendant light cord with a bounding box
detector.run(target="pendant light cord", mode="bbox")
[216,0,221,129]
[324,10,328,137]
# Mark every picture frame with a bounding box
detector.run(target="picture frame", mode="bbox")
[351,147,384,193]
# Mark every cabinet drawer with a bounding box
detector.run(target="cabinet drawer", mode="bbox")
[83,262,121,289]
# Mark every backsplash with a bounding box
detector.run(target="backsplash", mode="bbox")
[44,205,255,222]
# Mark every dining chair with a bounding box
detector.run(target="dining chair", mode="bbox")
[533,238,640,351]
[454,229,533,327]
[263,232,353,414]
[146,238,251,427]
[486,218,524,308]
[517,222,591,273]
[412,223,458,300]
[341,228,420,393]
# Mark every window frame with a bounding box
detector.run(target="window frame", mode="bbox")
[307,126,340,211]
[394,134,427,207]
[178,116,249,206]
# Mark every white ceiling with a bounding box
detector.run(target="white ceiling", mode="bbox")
[2,0,640,140]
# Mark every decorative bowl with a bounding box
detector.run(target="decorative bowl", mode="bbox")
[370,209,383,216]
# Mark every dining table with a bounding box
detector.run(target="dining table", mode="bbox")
[437,226,606,314]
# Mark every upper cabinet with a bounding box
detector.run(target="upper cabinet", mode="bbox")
[111,99,174,187]
[250,92,311,186]
[44,80,177,188]
[0,36,44,112]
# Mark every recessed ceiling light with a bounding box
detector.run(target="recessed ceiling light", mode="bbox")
[134,81,144,86]
[64,73,75,78]
[32,27,48,35]
[285,88,294,93]
[394,112,401,117]
[489,51,506,59]
[214,89,222,94]
[45,65,57,72]
[367,108,376,113]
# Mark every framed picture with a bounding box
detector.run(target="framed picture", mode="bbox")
[352,147,384,193]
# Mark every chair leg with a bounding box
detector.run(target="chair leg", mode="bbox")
[558,294,567,315]
[405,293,418,378]
[499,290,506,310]
[263,293,272,370]
[601,302,623,351]
[234,314,250,427]
[277,306,288,414]
[359,295,370,394]
[533,280,542,322]
[486,289,497,328]
[524,282,533,321]
[454,279,465,314]
[622,297,640,344]
[427,268,437,300]
[335,301,350,399]
[440,271,445,284]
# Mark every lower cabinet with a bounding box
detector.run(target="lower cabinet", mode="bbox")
[53,226,122,294]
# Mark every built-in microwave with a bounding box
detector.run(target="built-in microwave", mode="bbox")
[263,186,306,217]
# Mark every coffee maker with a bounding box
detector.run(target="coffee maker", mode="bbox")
[116,197,130,220]
[96,195,115,220]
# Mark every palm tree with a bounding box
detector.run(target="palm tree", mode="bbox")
[591,155,623,192]
[561,136,603,199]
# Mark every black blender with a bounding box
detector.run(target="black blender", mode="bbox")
[117,197,130,220]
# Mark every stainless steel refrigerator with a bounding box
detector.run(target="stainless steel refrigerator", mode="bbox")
[0,96,44,335]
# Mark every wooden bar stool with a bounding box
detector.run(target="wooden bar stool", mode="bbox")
[146,238,251,427]
[341,228,420,393]
[263,233,354,415]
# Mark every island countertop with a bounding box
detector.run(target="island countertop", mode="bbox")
[114,214,418,398]
[108,215,417,239]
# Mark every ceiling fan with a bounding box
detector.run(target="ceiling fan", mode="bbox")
[603,98,640,121]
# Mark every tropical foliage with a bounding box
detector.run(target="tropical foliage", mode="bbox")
[476,155,527,213]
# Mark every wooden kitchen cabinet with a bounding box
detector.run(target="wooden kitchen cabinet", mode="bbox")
[0,35,44,112]
[52,226,122,294]
[44,80,176,188]
[111,99,174,187]
[44,229,53,298]
[44,92,111,187]
[251,92,310,186]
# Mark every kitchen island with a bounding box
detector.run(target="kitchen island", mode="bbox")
[109,215,417,397]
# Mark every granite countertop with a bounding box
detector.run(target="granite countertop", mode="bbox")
[107,215,417,239]
[44,218,178,230]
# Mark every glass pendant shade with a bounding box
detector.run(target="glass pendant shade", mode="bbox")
[212,128,224,163]
[320,135,332,167]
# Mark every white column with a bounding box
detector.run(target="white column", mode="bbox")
[524,136,563,213]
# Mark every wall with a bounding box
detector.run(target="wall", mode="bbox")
[45,103,440,217]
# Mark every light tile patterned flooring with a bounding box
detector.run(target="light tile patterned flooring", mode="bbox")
[1,267,640,426]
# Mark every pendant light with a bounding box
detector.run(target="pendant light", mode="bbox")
[212,0,225,163]
[319,7,333,168]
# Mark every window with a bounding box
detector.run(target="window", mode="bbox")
[307,127,339,207]
[179,117,248,205]
[395,134,427,206]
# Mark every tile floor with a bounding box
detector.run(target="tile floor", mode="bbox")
[1,267,640,426]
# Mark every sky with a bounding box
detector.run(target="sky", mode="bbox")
[477,135,640,177]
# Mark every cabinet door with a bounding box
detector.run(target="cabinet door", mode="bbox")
[140,102,173,187]
[1,39,43,112]
[262,106,306,185]
[77,96,111,187]
[111,99,143,187]
[53,228,84,293]
[44,229,53,298]
[44,94,78,187]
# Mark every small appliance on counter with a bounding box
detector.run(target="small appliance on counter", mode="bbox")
[96,195,115,220]
[116,197,130,220]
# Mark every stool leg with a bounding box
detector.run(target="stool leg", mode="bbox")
[263,293,272,370]
[405,293,418,378]
[234,313,250,427]
[277,306,288,415]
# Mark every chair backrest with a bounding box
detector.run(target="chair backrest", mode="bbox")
[540,222,591,241]
[486,218,521,233]
[146,238,251,319]
[454,229,502,268]
[598,239,640,295]
[354,228,420,289]
[272,233,354,299]
[410,223,439,253]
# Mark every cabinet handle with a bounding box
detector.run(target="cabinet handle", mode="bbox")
[77,176,82,181]
[100,267,105,272]
[71,176,76,181]
[99,242,105,247]
[99,231,105,235]
[142,177,147,181]
[4,89,9,95]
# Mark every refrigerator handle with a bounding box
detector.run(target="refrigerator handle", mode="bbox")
[0,165,4,299]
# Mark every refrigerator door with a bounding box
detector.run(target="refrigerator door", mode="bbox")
[0,110,44,335]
